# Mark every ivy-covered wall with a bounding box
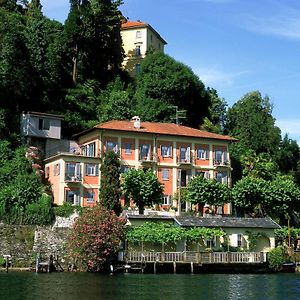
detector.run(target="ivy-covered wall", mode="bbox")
[0,218,75,269]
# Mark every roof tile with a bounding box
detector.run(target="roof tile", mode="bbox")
[93,120,235,141]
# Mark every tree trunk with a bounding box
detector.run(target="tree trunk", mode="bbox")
[72,44,78,84]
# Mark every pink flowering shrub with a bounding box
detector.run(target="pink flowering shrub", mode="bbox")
[68,205,126,271]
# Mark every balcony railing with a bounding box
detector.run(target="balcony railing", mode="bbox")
[125,251,265,264]
[139,154,157,163]
[213,159,231,167]
[65,174,82,183]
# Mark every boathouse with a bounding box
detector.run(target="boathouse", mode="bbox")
[122,214,280,273]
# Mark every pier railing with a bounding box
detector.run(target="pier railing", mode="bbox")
[125,251,265,264]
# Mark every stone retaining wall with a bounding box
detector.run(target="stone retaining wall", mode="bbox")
[0,214,78,269]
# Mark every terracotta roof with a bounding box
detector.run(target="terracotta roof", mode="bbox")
[175,216,280,229]
[91,120,235,141]
[121,20,167,45]
[121,21,147,29]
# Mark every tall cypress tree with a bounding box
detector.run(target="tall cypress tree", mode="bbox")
[64,0,123,85]
[99,150,122,215]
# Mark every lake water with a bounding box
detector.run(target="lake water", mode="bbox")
[1,272,300,300]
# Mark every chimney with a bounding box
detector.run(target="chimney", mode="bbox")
[131,116,141,129]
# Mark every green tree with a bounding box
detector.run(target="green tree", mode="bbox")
[231,176,267,216]
[68,205,125,271]
[24,10,68,112]
[122,169,163,214]
[240,150,279,180]
[276,134,300,175]
[0,8,31,113]
[226,91,281,157]
[64,0,123,84]
[63,80,101,134]
[134,51,210,128]
[99,151,122,215]
[186,175,229,210]
[226,91,281,183]
[263,176,300,221]
[0,145,53,225]
[200,88,227,134]
[232,174,300,221]
[97,77,133,123]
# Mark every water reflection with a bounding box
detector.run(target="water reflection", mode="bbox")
[1,272,300,300]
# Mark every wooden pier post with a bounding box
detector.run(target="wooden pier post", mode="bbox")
[173,262,176,274]
[5,257,8,273]
[191,262,194,273]
[35,253,40,273]
[154,262,157,274]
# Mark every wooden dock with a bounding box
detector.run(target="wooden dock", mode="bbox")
[125,251,265,264]
[122,251,267,274]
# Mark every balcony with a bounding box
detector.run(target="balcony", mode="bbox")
[177,155,193,166]
[213,159,231,167]
[65,174,82,183]
[139,153,157,165]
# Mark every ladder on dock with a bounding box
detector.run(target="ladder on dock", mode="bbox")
[35,254,53,273]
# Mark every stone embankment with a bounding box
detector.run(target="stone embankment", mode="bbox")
[0,213,79,270]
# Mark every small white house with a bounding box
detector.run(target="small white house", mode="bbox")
[21,111,63,140]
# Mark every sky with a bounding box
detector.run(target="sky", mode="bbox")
[41,0,300,142]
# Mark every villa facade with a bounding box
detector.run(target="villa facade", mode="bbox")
[45,117,234,213]
[121,20,167,76]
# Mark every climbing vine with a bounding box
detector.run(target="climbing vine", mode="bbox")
[246,231,267,250]
[126,222,225,245]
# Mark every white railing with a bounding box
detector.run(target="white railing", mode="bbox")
[125,251,265,264]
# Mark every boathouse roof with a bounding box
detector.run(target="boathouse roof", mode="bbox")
[174,216,280,229]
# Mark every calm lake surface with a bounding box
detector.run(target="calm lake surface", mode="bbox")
[1,272,300,300]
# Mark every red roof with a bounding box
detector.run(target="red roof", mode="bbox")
[121,21,147,29]
[92,120,235,141]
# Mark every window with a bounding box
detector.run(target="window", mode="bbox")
[205,237,217,248]
[54,163,60,176]
[65,190,80,206]
[135,63,141,75]
[86,190,95,203]
[215,150,223,162]
[161,145,172,157]
[214,150,228,164]
[162,195,171,205]
[83,143,95,157]
[196,171,210,179]
[121,166,130,173]
[106,141,118,153]
[124,143,132,155]
[237,234,242,247]
[140,144,150,160]
[162,168,169,181]
[180,146,190,162]
[135,45,141,56]
[216,172,228,184]
[45,167,49,178]
[65,163,81,181]
[85,164,99,176]
[136,30,141,38]
[38,118,50,131]
[197,148,208,160]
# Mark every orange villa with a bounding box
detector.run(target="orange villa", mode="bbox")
[44,117,235,213]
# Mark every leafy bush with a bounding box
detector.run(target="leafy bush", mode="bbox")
[267,246,286,271]
[68,205,126,271]
[54,202,83,217]
[23,193,54,225]
[0,257,5,266]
